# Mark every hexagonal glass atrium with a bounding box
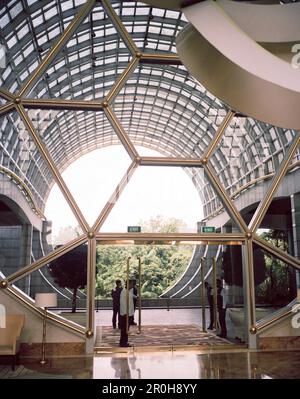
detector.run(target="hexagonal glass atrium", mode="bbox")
[0,0,300,355]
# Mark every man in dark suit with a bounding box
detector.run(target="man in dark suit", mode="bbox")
[205,281,214,330]
[111,279,122,329]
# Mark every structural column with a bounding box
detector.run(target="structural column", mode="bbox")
[19,223,33,296]
[290,194,300,289]
[222,225,243,305]
[242,237,257,349]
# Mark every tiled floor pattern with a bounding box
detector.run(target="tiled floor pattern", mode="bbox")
[95,324,234,349]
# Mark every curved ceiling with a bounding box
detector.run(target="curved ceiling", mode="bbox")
[0,0,297,219]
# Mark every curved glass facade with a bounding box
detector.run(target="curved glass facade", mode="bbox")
[1,0,300,346]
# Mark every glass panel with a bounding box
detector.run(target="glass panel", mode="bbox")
[48,243,87,325]
[254,138,299,258]
[210,117,297,227]
[47,145,131,231]
[222,244,246,343]
[113,63,224,159]
[116,1,186,54]
[0,109,86,312]
[254,238,297,322]
[95,243,195,332]
[28,108,134,230]
[30,4,131,101]
[202,169,241,232]
[15,248,87,329]
[100,149,202,234]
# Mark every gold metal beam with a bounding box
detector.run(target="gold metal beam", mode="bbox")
[16,103,90,233]
[253,234,300,270]
[200,257,206,332]
[103,105,139,160]
[0,102,15,117]
[204,162,249,233]
[105,56,140,105]
[101,0,139,56]
[140,53,182,65]
[86,236,96,337]
[22,98,103,111]
[19,0,96,97]
[202,110,235,161]
[249,131,300,232]
[0,235,87,285]
[0,165,45,219]
[140,156,202,167]
[0,88,15,101]
[92,161,138,232]
[137,257,142,334]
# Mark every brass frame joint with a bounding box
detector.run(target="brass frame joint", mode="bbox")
[14,97,21,105]
[87,232,95,239]
[201,157,208,166]
[135,52,142,59]
[102,101,108,108]
[0,280,8,289]
[250,326,257,334]
[245,232,252,239]
[85,329,94,338]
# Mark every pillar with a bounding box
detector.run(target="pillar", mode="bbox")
[18,223,33,296]
[290,193,300,289]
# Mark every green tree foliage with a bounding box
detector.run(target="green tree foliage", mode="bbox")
[96,245,192,299]
[96,216,192,298]
[256,230,292,305]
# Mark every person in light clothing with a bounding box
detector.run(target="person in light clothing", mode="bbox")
[111,279,122,329]
[216,279,227,338]
[119,279,136,347]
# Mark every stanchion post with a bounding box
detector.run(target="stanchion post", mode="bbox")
[212,257,218,330]
[126,256,131,335]
[201,257,206,332]
[137,257,142,334]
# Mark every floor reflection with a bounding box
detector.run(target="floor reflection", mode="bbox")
[93,350,300,379]
[13,349,300,379]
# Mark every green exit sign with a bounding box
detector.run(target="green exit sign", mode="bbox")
[201,226,215,233]
[127,226,141,233]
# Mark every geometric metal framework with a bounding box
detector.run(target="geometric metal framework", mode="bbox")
[0,0,300,348]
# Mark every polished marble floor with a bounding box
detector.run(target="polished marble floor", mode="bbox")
[93,349,300,379]
[95,308,210,326]
[10,349,300,379]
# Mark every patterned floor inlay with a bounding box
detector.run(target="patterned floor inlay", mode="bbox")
[95,324,234,349]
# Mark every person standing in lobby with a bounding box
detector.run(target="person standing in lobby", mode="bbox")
[111,279,122,329]
[119,279,135,347]
[216,279,227,338]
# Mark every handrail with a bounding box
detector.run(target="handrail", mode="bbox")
[256,299,296,333]
[2,281,85,337]
[203,160,300,222]
[0,165,45,220]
